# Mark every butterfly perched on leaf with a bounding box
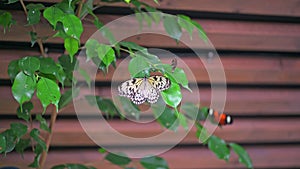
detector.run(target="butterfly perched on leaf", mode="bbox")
[208,108,233,126]
[118,75,171,104]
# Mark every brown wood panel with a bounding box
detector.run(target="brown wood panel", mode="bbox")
[1,49,300,85]
[1,118,299,146]
[1,11,300,52]
[2,145,300,169]
[25,0,300,17]
[1,86,300,116]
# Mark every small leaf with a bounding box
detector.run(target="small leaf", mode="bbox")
[162,64,190,91]
[152,103,179,131]
[58,88,79,110]
[177,15,194,39]
[85,39,100,61]
[64,37,79,60]
[208,135,230,161]
[30,129,47,151]
[43,6,64,28]
[98,147,107,154]
[96,44,115,67]
[18,56,40,77]
[39,57,59,75]
[7,0,19,4]
[10,122,28,138]
[119,41,146,51]
[0,10,15,33]
[124,0,131,3]
[51,164,94,169]
[118,96,140,120]
[105,152,132,166]
[7,59,20,81]
[15,138,30,156]
[2,129,16,154]
[182,103,206,121]
[36,114,51,132]
[191,20,208,42]
[229,143,253,169]
[28,144,43,168]
[128,55,150,77]
[163,15,182,41]
[0,134,6,153]
[94,96,120,118]
[36,77,61,113]
[78,68,91,88]
[94,18,117,45]
[12,72,36,109]
[195,123,209,144]
[176,111,188,131]
[26,4,44,25]
[61,14,83,40]
[29,31,37,46]
[140,156,169,169]
[161,81,182,108]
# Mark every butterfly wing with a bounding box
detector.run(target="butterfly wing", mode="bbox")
[118,78,143,98]
[147,75,171,91]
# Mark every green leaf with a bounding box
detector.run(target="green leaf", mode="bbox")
[36,77,61,113]
[177,15,194,39]
[36,114,51,132]
[85,39,100,61]
[119,41,146,51]
[229,143,253,169]
[191,20,208,42]
[29,31,37,46]
[0,10,15,33]
[118,96,140,120]
[64,37,79,60]
[56,0,75,14]
[7,59,20,81]
[12,72,36,109]
[182,103,206,121]
[2,129,16,154]
[128,54,150,77]
[98,147,107,154]
[163,15,182,41]
[0,134,6,153]
[195,123,209,144]
[28,144,43,168]
[78,68,91,88]
[58,88,79,110]
[61,14,83,40]
[26,4,44,25]
[96,44,115,67]
[96,96,120,118]
[52,164,95,169]
[43,6,64,28]
[152,104,179,131]
[124,0,131,3]
[94,19,117,46]
[15,138,30,156]
[58,54,77,73]
[140,156,169,169]
[18,56,40,77]
[105,152,132,166]
[7,0,19,4]
[30,129,47,151]
[208,135,230,161]
[176,111,188,131]
[10,122,27,138]
[162,64,190,91]
[161,81,182,108]
[39,57,60,75]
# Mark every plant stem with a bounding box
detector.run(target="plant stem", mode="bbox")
[38,107,58,169]
[19,0,46,57]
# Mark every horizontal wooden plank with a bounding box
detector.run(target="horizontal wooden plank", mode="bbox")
[1,86,300,116]
[1,49,300,85]
[25,0,300,17]
[1,11,300,52]
[2,145,300,169]
[1,118,300,146]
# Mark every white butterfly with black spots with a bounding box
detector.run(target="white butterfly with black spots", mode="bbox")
[118,75,171,104]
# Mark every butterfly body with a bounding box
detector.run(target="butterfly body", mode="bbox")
[208,108,233,126]
[118,76,171,104]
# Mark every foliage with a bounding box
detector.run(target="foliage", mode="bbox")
[0,0,253,169]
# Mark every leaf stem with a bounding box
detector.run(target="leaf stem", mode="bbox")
[38,107,57,169]
[19,0,46,57]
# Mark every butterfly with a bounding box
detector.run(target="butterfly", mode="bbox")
[118,76,171,104]
[208,108,233,126]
